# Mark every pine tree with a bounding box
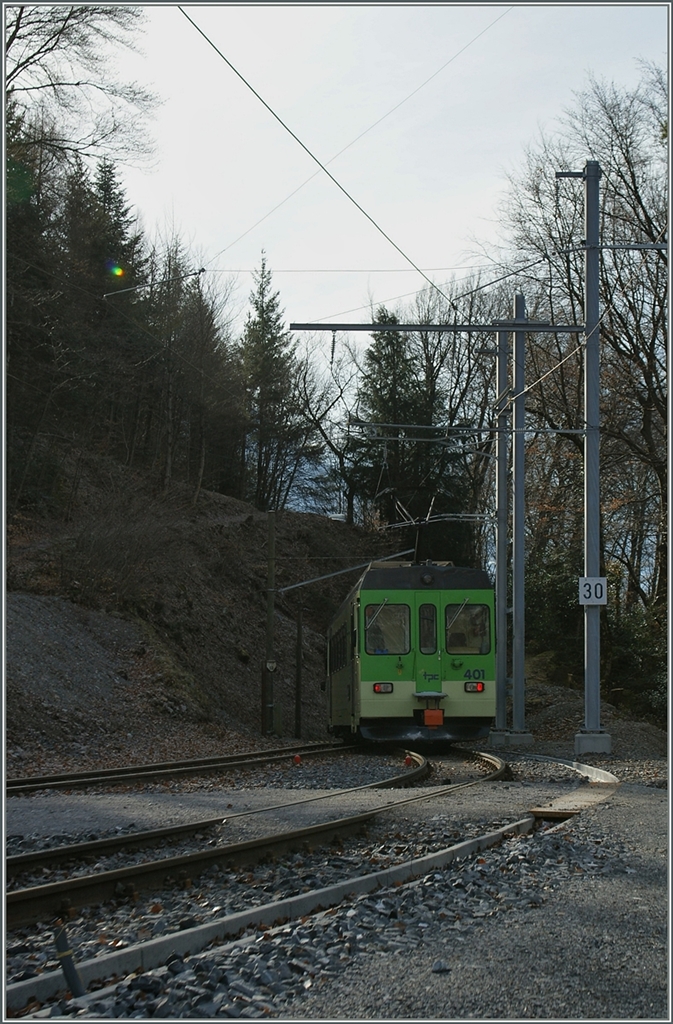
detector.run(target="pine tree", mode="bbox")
[352,306,473,560]
[239,256,315,509]
[94,158,145,286]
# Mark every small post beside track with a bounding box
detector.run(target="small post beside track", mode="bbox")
[295,607,303,739]
[262,510,276,736]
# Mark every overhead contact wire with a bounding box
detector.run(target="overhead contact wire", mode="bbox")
[198,6,513,269]
[177,6,459,312]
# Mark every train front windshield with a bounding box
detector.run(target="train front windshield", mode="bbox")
[365,603,410,655]
[445,604,491,654]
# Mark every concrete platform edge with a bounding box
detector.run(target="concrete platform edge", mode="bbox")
[522,754,619,784]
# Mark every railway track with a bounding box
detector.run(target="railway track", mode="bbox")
[6,750,504,928]
[6,751,621,1018]
[5,741,351,795]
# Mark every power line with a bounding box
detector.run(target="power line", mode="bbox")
[178,6,460,312]
[205,265,492,274]
[306,256,550,324]
[506,224,668,407]
[276,547,415,593]
[102,268,205,299]
[195,7,513,271]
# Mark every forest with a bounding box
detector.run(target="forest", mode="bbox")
[5,7,667,724]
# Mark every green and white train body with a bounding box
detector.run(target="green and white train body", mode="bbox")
[327,561,495,744]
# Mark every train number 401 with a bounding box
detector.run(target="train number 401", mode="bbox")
[463,669,485,680]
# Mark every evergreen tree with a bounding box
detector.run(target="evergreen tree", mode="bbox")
[355,308,423,522]
[351,307,473,561]
[239,256,318,509]
[94,158,145,283]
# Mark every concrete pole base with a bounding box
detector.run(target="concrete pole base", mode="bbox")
[489,730,534,748]
[575,730,612,755]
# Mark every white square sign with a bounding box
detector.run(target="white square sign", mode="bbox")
[579,577,607,605]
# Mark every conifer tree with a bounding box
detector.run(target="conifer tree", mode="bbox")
[239,256,318,509]
[350,306,472,559]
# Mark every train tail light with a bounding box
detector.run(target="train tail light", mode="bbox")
[464,681,485,692]
[373,682,393,693]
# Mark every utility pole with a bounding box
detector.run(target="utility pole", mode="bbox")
[581,160,608,753]
[493,329,509,734]
[511,295,532,742]
[295,607,303,738]
[557,162,611,755]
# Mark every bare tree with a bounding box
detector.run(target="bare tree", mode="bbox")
[5,4,157,162]
[499,66,667,610]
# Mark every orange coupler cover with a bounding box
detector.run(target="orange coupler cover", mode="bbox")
[424,708,444,727]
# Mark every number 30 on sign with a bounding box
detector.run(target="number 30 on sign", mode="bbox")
[578,577,607,605]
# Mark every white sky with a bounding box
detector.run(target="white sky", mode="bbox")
[114,3,668,338]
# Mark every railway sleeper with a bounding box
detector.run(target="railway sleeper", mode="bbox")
[6,814,375,929]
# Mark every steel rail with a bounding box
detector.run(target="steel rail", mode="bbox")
[6,742,351,795]
[6,751,504,928]
[6,812,379,929]
[8,804,533,1013]
[7,748,429,878]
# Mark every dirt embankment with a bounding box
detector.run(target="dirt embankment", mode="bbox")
[6,454,666,774]
[6,459,392,772]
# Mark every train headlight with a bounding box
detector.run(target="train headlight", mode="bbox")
[464,681,485,692]
[373,682,394,693]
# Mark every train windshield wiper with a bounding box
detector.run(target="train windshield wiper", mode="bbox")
[446,598,469,634]
[365,598,388,631]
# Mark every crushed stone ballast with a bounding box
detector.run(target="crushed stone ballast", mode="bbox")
[7,756,617,1014]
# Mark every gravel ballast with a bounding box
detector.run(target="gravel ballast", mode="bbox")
[284,783,668,1021]
[7,770,668,1020]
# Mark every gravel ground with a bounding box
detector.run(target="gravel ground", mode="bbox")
[12,784,667,1021]
[7,758,668,1020]
[5,593,289,780]
[286,783,668,1021]
[6,813,519,982]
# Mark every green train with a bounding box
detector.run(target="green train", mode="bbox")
[327,560,495,744]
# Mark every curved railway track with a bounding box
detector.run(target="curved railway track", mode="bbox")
[6,751,621,1018]
[6,749,505,928]
[5,741,351,795]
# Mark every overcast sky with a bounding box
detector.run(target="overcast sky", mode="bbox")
[115,4,668,337]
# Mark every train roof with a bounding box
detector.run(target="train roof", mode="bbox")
[329,561,494,630]
[361,561,492,592]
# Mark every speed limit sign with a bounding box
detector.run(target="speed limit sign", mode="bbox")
[579,577,607,605]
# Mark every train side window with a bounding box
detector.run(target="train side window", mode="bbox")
[419,604,437,654]
[365,603,410,655]
[445,604,491,654]
[329,623,349,672]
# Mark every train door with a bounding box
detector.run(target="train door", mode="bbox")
[413,595,442,693]
[349,606,359,730]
